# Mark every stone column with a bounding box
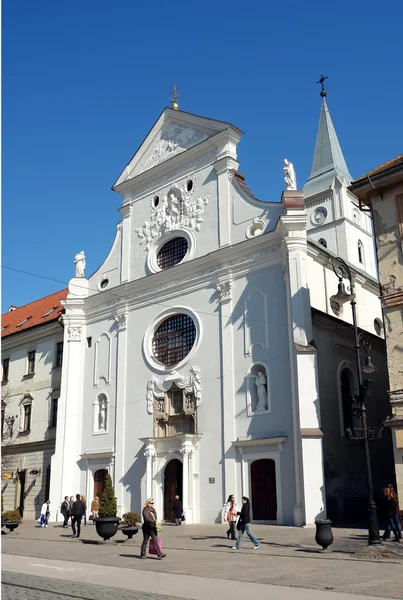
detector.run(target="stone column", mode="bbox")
[180,445,193,519]
[114,311,128,515]
[144,442,156,500]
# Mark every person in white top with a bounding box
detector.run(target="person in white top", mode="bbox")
[40,500,50,527]
[225,495,238,541]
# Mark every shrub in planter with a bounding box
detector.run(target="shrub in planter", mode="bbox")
[121,512,140,527]
[95,474,120,541]
[2,509,22,532]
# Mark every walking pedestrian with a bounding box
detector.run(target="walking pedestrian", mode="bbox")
[91,496,100,523]
[140,498,166,559]
[232,497,260,551]
[71,494,85,538]
[60,496,70,528]
[81,496,87,526]
[172,495,183,526]
[225,494,238,540]
[382,487,401,542]
[40,500,51,527]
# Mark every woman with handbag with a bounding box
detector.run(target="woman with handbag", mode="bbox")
[225,495,238,540]
[140,498,166,559]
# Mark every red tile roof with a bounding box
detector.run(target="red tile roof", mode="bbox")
[234,171,258,200]
[1,289,67,338]
[353,154,403,184]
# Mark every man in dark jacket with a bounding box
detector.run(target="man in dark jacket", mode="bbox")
[172,495,183,526]
[60,496,70,528]
[71,494,85,538]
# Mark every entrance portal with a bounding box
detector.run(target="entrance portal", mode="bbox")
[163,459,183,521]
[93,469,108,503]
[251,459,277,521]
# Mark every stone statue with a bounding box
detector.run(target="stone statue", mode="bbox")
[283,159,297,191]
[74,251,86,278]
[255,371,267,410]
[98,397,107,430]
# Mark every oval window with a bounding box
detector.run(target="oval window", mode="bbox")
[186,180,193,192]
[152,314,196,366]
[100,278,109,290]
[153,195,160,208]
[157,237,188,270]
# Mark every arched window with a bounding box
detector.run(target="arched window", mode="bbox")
[358,241,364,265]
[318,238,327,248]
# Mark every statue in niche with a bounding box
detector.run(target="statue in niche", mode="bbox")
[283,159,297,191]
[74,251,86,278]
[255,371,267,410]
[98,397,107,430]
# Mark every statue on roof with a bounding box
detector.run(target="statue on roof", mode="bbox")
[74,251,86,278]
[283,159,297,191]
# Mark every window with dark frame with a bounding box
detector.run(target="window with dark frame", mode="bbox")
[358,241,364,264]
[23,403,32,432]
[152,314,196,366]
[2,358,9,382]
[56,342,64,367]
[50,398,58,428]
[157,237,188,270]
[27,351,35,375]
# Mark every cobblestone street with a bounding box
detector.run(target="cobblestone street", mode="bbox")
[2,522,403,598]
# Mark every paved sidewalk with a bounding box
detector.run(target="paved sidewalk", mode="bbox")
[2,522,403,598]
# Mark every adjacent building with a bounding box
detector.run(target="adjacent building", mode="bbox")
[1,291,66,519]
[351,154,403,504]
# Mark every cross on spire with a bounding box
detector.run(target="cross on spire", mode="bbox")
[317,74,328,98]
[171,84,179,110]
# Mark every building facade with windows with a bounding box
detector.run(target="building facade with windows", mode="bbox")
[48,94,394,525]
[351,154,403,508]
[1,290,66,519]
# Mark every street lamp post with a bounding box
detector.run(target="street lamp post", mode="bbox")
[330,256,382,545]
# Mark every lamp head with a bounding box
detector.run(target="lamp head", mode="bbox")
[330,281,354,305]
[363,355,377,374]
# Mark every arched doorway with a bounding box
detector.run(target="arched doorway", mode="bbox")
[163,459,183,521]
[93,469,108,503]
[251,459,277,521]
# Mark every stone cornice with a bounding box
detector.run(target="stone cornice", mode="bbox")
[1,320,63,351]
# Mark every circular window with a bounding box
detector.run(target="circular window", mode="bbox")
[374,318,383,336]
[157,237,188,270]
[186,179,193,192]
[99,278,110,290]
[330,299,343,316]
[313,207,328,225]
[318,238,327,248]
[153,195,160,208]
[152,314,196,366]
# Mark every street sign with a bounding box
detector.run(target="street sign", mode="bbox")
[29,469,40,476]
[2,473,12,479]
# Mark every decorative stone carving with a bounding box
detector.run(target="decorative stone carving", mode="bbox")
[67,326,82,341]
[146,366,202,415]
[135,180,210,251]
[74,251,86,278]
[144,441,156,459]
[180,446,193,457]
[138,124,209,174]
[283,159,297,191]
[115,313,128,330]
[217,277,233,303]
[255,371,268,410]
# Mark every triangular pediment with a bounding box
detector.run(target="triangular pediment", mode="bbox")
[114,108,240,188]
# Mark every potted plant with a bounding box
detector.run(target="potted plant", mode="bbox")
[2,509,22,532]
[120,512,140,540]
[95,474,120,541]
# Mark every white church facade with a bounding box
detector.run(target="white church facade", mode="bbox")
[48,92,393,526]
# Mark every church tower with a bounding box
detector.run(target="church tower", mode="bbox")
[303,78,376,278]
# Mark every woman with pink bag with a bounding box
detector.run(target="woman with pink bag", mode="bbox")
[140,498,166,560]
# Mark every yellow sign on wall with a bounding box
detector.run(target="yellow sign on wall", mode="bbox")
[1,473,12,479]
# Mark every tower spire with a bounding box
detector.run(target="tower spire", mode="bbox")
[304,76,351,196]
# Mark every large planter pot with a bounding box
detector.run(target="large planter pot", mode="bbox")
[95,516,120,541]
[315,519,334,550]
[4,522,20,533]
[121,526,139,540]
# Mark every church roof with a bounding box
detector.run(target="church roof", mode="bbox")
[1,289,67,338]
[304,98,352,197]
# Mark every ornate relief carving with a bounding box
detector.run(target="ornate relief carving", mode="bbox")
[135,180,210,251]
[146,366,201,415]
[217,277,233,303]
[67,326,82,341]
[138,125,209,175]
[114,313,128,330]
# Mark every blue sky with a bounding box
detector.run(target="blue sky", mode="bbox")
[2,0,402,312]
